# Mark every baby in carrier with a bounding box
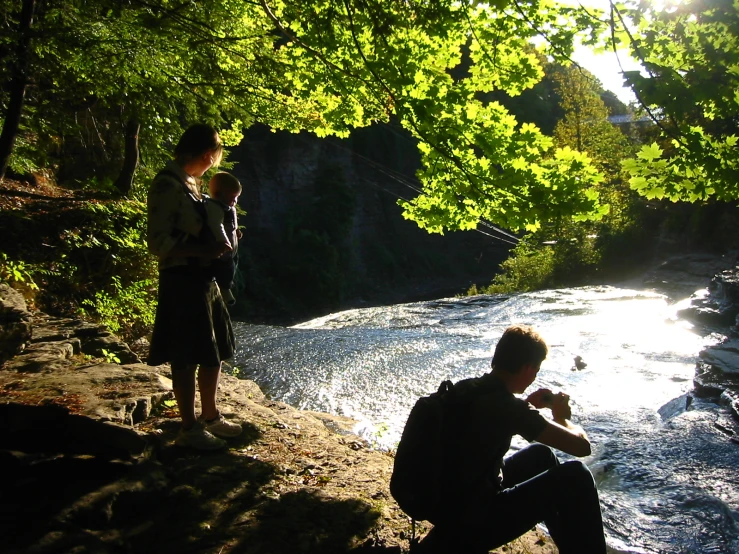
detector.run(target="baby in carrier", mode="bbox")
[205,172,242,306]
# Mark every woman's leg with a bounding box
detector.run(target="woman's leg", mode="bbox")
[198,363,221,421]
[198,363,242,438]
[171,363,198,428]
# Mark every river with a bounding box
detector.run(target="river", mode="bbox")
[232,285,739,554]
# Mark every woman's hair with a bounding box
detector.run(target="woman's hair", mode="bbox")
[174,123,223,165]
[491,324,548,373]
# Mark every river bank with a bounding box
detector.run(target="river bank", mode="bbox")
[3,229,739,553]
[0,284,556,554]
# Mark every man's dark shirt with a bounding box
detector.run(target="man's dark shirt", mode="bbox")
[438,373,548,516]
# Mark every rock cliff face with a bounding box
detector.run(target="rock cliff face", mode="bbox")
[227,124,511,321]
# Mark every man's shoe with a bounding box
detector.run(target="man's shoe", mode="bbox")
[200,413,242,438]
[176,423,227,450]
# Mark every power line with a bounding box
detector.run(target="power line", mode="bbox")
[298,132,520,246]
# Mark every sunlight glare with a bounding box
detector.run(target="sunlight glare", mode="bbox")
[532,291,707,413]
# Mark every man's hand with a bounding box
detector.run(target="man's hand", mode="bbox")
[550,392,572,424]
[526,388,554,409]
[528,389,573,424]
[532,391,591,457]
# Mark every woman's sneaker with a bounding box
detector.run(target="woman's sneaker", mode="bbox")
[200,413,242,438]
[176,423,227,450]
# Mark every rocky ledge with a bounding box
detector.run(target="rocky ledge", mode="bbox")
[0,284,553,554]
[677,266,739,440]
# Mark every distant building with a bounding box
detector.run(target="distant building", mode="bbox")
[608,114,653,125]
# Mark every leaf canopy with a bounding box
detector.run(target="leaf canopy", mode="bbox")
[3,0,687,231]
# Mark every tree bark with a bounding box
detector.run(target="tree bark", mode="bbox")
[0,0,36,181]
[113,119,140,196]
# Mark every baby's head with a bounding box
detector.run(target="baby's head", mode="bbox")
[209,172,242,207]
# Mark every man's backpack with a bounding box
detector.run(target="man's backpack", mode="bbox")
[390,379,457,523]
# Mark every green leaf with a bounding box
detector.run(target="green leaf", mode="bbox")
[637,143,663,162]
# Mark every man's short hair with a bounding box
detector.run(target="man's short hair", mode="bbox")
[491,324,548,373]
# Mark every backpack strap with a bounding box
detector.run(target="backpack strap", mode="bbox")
[154,168,180,183]
[155,169,202,205]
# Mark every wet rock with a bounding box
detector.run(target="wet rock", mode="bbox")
[679,268,739,326]
[693,362,738,397]
[658,393,693,421]
[699,339,739,377]
[306,411,361,436]
[720,390,739,420]
[0,306,557,554]
[0,284,32,364]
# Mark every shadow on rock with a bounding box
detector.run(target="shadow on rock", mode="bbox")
[1,408,289,554]
[0,453,135,549]
[1,402,147,459]
[229,489,382,554]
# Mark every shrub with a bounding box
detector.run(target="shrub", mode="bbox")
[475,239,555,294]
[82,276,156,339]
[0,253,40,304]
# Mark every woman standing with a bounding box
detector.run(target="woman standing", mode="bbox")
[147,123,242,450]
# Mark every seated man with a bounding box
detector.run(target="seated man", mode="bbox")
[405,324,607,553]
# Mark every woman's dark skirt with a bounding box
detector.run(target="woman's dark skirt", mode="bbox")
[147,267,235,367]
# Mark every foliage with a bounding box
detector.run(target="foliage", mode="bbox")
[471,61,647,295]
[5,0,737,330]
[0,185,157,340]
[600,0,739,203]
[0,252,40,303]
[66,200,156,339]
[3,0,737,234]
[0,252,39,289]
[470,238,555,294]
[551,64,633,174]
[0,0,617,233]
[82,276,156,339]
[100,348,121,364]
[6,194,159,341]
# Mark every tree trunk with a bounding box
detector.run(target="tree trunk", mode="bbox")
[0,0,36,181]
[113,119,140,196]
